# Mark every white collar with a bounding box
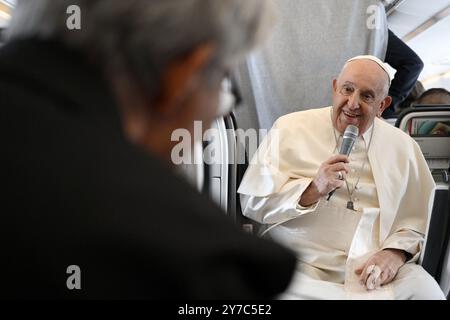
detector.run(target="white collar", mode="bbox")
[361,124,374,143]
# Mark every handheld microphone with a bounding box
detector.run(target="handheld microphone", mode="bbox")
[326,125,359,200]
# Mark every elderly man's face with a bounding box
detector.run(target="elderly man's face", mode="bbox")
[332,60,391,135]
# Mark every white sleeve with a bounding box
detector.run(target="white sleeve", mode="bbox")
[381,229,424,263]
[240,177,320,224]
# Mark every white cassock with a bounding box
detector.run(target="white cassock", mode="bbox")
[238,107,445,300]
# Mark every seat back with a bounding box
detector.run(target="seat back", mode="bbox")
[395,105,450,296]
[202,108,269,235]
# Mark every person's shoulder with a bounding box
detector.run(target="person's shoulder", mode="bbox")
[274,106,331,129]
[375,117,421,152]
[376,117,413,141]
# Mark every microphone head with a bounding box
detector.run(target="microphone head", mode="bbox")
[339,125,359,156]
[343,125,359,140]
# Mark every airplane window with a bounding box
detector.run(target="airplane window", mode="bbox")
[0,0,14,28]
[0,0,14,45]
[388,1,450,91]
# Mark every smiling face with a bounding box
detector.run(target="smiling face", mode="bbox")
[332,59,392,135]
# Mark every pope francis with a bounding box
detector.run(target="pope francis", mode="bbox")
[238,55,445,299]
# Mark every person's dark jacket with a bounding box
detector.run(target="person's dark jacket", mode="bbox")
[0,39,296,299]
[383,29,424,118]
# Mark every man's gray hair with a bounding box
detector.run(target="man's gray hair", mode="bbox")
[8,0,274,95]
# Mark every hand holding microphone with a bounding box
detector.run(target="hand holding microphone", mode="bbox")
[298,125,358,207]
[326,125,359,201]
[314,155,350,196]
[298,154,349,206]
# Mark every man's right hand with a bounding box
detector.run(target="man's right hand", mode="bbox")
[299,155,349,206]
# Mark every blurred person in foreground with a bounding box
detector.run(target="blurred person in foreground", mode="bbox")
[0,0,296,299]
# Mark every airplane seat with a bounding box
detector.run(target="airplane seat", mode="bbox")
[395,105,450,297]
[384,117,397,127]
[202,116,230,214]
[203,107,267,236]
[199,74,265,235]
[232,113,267,235]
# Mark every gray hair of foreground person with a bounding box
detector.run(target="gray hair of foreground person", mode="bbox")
[8,0,274,99]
